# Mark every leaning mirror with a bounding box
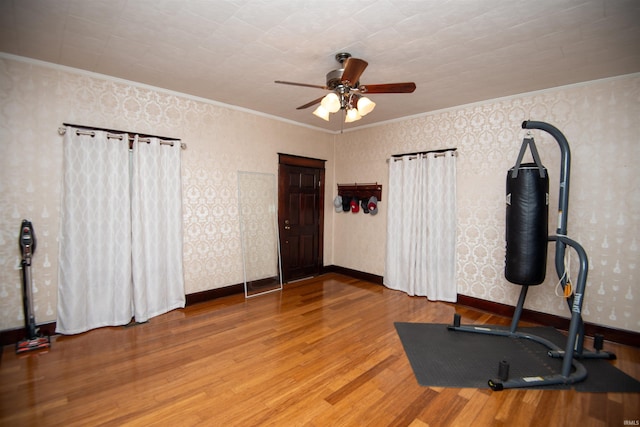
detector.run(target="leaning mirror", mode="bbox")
[237,171,283,298]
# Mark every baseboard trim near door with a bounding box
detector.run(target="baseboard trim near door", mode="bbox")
[321,265,384,285]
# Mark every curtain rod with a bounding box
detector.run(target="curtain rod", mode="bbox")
[60,123,186,149]
[391,147,457,158]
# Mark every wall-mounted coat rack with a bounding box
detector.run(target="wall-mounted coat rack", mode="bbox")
[337,183,382,201]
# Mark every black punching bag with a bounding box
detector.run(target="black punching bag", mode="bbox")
[505,162,549,285]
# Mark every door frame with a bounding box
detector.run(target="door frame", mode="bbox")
[277,153,325,281]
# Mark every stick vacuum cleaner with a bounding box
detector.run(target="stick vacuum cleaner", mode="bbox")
[16,219,51,354]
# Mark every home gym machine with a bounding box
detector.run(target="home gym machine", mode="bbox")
[16,219,51,354]
[448,121,615,390]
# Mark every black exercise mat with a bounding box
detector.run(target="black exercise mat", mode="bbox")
[395,322,640,392]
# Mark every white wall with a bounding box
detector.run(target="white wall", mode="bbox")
[334,73,640,333]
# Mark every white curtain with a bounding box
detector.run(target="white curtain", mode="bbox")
[57,130,184,334]
[57,130,133,334]
[384,151,457,301]
[131,136,185,322]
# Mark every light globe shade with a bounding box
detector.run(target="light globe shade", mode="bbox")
[312,105,330,121]
[321,93,341,113]
[344,108,361,123]
[357,96,376,116]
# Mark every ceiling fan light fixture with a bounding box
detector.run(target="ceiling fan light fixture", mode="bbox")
[345,107,361,123]
[276,52,415,125]
[321,92,341,113]
[312,105,330,121]
[357,96,375,116]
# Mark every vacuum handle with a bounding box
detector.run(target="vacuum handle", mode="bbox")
[19,219,36,261]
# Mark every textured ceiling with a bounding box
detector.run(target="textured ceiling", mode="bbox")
[1,0,639,132]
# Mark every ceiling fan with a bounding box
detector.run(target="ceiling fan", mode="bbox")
[275,52,416,123]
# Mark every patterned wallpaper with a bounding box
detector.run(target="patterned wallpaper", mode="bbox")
[334,74,640,332]
[1,54,638,334]
[0,56,334,330]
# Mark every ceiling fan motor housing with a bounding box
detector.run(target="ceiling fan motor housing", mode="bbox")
[326,69,345,90]
[327,52,355,90]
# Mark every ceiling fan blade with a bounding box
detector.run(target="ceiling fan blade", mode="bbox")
[275,80,328,90]
[296,96,325,110]
[341,58,368,86]
[359,82,416,94]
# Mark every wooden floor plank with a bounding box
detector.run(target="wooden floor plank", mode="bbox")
[1,273,639,426]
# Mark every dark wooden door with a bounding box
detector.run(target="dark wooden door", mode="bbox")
[278,154,325,282]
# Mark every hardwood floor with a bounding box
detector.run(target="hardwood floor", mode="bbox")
[1,273,639,426]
